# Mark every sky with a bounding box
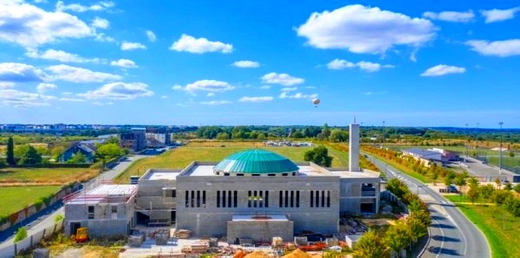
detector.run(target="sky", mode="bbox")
[1,0,520,128]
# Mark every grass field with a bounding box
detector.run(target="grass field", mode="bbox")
[0,186,62,217]
[0,167,99,185]
[445,195,520,258]
[115,142,344,183]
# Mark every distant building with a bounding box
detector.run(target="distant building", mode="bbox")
[57,144,96,163]
[402,148,443,166]
[429,148,460,162]
[146,132,172,148]
[120,128,146,152]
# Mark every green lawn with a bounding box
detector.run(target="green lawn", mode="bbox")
[115,143,343,183]
[0,186,62,217]
[445,195,520,258]
[0,167,99,185]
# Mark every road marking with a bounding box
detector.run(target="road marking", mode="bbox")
[432,213,446,258]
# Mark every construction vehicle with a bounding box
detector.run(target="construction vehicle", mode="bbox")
[71,227,89,243]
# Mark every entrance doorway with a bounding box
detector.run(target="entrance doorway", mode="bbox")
[171,210,176,224]
[70,222,81,236]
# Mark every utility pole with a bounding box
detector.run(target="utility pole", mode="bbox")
[382,120,385,149]
[499,122,504,174]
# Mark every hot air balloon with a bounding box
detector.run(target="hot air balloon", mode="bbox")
[312,98,320,107]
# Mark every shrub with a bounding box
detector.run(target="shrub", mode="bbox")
[14,227,27,243]
[54,214,64,223]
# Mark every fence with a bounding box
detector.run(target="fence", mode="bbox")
[0,220,64,258]
[380,190,409,214]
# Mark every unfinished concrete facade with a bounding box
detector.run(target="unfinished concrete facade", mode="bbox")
[64,184,137,238]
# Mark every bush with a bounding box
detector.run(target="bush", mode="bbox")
[304,146,333,167]
[54,214,64,223]
[14,227,27,243]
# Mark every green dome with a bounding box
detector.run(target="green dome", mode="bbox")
[214,149,299,174]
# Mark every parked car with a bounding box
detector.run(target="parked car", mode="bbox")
[448,185,458,193]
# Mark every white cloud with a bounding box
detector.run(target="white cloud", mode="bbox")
[280,87,298,92]
[200,100,231,105]
[422,10,474,22]
[160,95,168,99]
[466,39,520,57]
[327,59,393,72]
[92,101,113,106]
[279,92,318,99]
[55,1,114,12]
[36,83,57,93]
[261,72,304,86]
[0,63,47,82]
[110,59,137,68]
[305,86,316,89]
[25,48,102,63]
[421,65,466,77]
[175,80,235,92]
[207,92,215,97]
[232,60,260,68]
[0,82,15,89]
[170,34,233,54]
[78,82,154,100]
[146,30,156,42]
[121,41,146,51]
[259,85,271,90]
[47,64,121,83]
[327,59,355,70]
[296,4,436,54]
[0,89,55,107]
[481,7,520,23]
[239,96,273,103]
[91,17,109,29]
[60,97,85,102]
[0,1,93,47]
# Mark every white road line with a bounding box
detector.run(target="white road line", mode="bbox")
[433,214,446,258]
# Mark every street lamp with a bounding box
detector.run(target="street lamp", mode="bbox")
[382,121,385,148]
[466,124,469,163]
[476,122,479,152]
[499,122,504,174]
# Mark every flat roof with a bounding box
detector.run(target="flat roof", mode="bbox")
[331,170,380,178]
[66,184,137,205]
[143,170,181,180]
[232,214,289,221]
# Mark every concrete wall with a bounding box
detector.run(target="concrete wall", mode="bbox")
[176,175,340,237]
[64,196,135,238]
[227,220,294,243]
[339,177,379,214]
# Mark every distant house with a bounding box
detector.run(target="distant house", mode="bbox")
[58,144,96,163]
[429,148,460,162]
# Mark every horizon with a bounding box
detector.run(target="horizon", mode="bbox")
[1,1,520,127]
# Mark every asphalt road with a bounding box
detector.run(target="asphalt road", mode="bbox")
[0,155,146,251]
[369,156,491,258]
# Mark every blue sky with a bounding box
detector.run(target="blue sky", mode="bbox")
[1,0,520,127]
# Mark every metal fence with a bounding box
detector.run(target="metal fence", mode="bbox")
[0,220,64,258]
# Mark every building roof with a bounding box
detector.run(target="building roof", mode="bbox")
[403,148,442,161]
[213,149,299,174]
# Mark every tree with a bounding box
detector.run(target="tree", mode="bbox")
[466,187,480,204]
[454,173,467,193]
[51,145,66,159]
[504,182,513,191]
[480,184,495,200]
[407,215,428,243]
[18,145,42,165]
[495,178,502,189]
[353,230,389,258]
[504,197,520,217]
[304,146,333,167]
[509,151,515,158]
[6,136,15,166]
[216,132,230,140]
[514,184,520,194]
[96,143,123,161]
[329,129,348,142]
[385,222,410,258]
[68,152,87,163]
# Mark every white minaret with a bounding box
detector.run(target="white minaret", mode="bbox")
[349,122,360,172]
